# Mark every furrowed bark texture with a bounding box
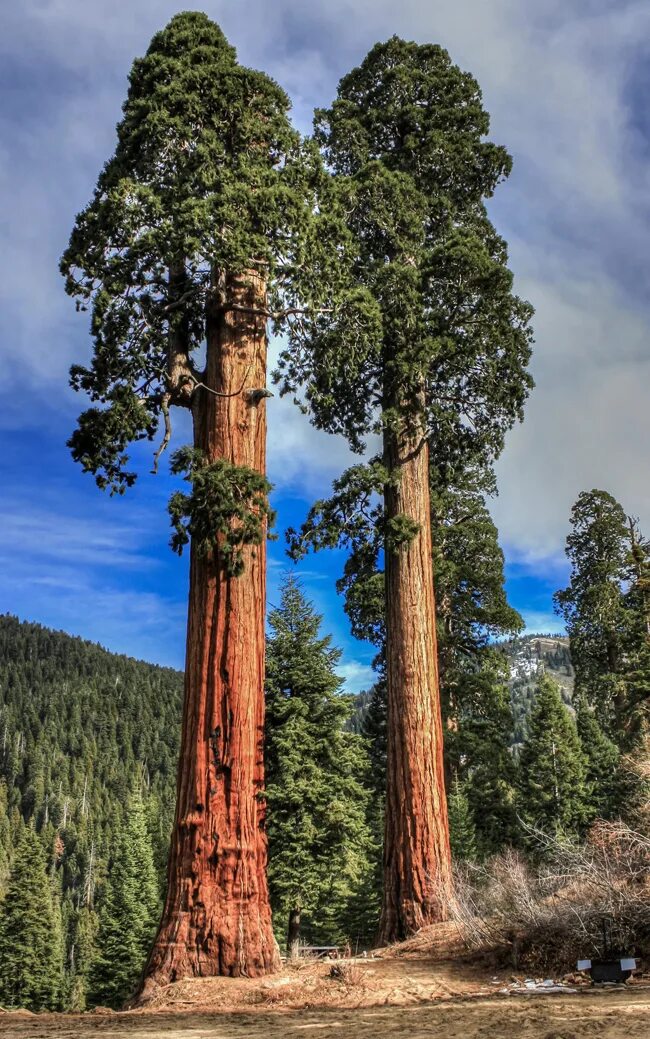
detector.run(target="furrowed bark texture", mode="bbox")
[143,270,280,991]
[378,424,453,944]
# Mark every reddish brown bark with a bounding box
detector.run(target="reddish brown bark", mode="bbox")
[142,270,280,992]
[378,425,453,944]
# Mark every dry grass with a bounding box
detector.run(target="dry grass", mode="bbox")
[437,743,650,974]
[441,819,650,974]
[328,961,366,988]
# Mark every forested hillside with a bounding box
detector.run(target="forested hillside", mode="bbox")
[0,615,182,1007]
[503,634,574,744]
[351,634,574,747]
[0,614,182,872]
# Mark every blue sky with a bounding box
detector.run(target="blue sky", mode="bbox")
[2,0,650,691]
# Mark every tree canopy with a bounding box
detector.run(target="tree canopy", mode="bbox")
[60,11,317,501]
[277,36,534,469]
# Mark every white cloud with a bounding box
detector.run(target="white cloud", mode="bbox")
[337,659,376,695]
[2,0,650,583]
[0,501,159,570]
[0,491,189,665]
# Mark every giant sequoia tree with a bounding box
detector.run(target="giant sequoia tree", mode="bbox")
[281,39,533,941]
[61,13,318,984]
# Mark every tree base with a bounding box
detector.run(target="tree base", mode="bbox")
[135,924,280,1005]
[377,894,449,947]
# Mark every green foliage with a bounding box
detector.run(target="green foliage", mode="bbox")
[69,387,158,494]
[555,490,650,745]
[574,696,624,822]
[62,12,316,495]
[168,446,275,575]
[279,40,531,874]
[278,36,534,469]
[517,676,588,838]
[555,490,631,736]
[265,577,377,948]
[0,826,64,1011]
[0,615,181,1009]
[431,462,523,670]
[507,636,574,745]
[449,652,519,856]
[322,461,523,857]
[67,905,99,1011]
[88,795,160,1008]
[448,778,478,862]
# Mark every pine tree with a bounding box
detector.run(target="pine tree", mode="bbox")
[0,826,64,1011]
[555,491,633,742]
[280,39,533,939]
[574,696,623,821]
[265,577,375,956]
[67,905,99,1011]
[622,518,650,742]
[60,11,325,983]
[88,796,160,1008]
[448,777,477,862]
[451,652,519,855]
[517,676,587,837]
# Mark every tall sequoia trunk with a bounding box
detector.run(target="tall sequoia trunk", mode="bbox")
[378,417,453,944]
[142,270,280,992]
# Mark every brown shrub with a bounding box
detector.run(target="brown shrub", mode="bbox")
[444,819,650,974]
[328,961,365,989]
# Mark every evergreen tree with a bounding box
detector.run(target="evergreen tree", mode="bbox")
[67,905,99,1011]
[574,696,623,821]
[0,826,64,1011]
[0,781,10,897]
[622,518,650,742]
[360,676,388,822]
[450,651,519,855]
[517,676,587,837]
[88,795,160,1008]
[555,490,634,742]
[281,37,533,942]
[265,577,376,955]
[448,777,477,862]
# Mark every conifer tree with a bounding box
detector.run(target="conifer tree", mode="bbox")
[517,676,587,837]
[622,518,650,742]
[450,652,519,855]
[67,904,99,1011]
[555,491,631,741]
[0,781,10,896]
[0,826,64,1011]
[88,796,160,1008]
[60,12,326,982]
[265,577,375,956]
[448,777,477,862]
[281,39,533,940]
[574,696,623,821]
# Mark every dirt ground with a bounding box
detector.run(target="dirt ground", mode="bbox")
[2,925,649,1039]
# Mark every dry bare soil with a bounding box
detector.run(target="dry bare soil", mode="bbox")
[3,925,649,1039]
